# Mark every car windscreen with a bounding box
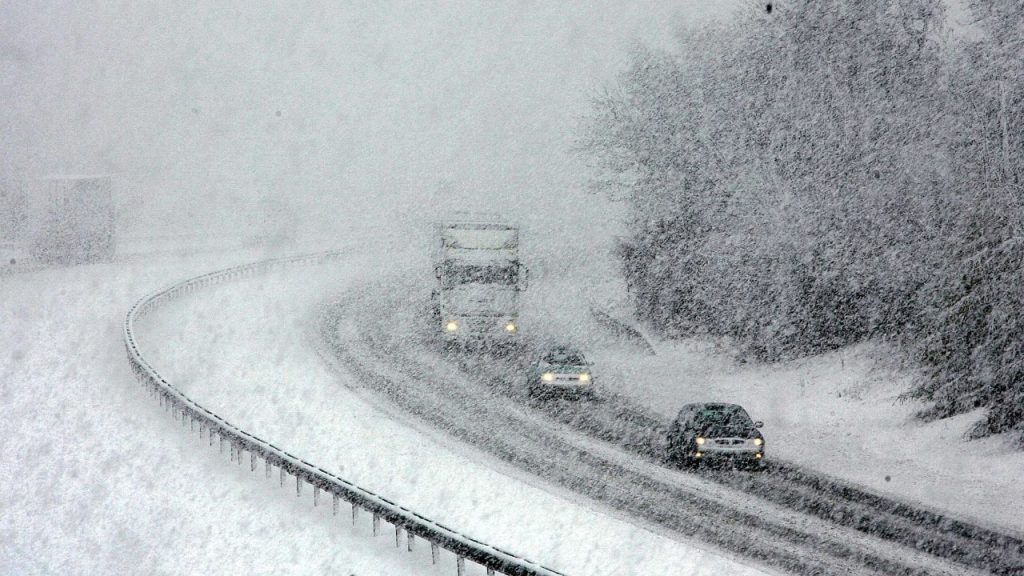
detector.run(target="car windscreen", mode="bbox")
[693,406,754,433]
[440,261,518,286]
[543,351,586,365]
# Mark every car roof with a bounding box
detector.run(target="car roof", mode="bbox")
[679,403,746,415]
[541,344,583,355]
[683,402,743,410]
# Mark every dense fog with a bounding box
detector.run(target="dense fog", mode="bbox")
[1,1,737,245]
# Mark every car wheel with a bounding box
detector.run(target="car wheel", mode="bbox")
[665,447,681,466]
[526,378,540,399]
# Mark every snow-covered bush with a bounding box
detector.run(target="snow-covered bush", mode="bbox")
[583,0,1024,442]
[906,0,1024,440]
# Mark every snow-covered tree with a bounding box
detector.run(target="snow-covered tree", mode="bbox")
[907,0,1024,441]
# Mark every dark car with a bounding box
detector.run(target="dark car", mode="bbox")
[666,403,765,469]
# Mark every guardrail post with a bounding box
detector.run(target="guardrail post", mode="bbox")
[333,494,339,516]
[395,525,401,547]
[313,485,320,507]
[280,467,286,487]
[372,514,380,536]
[457,556,465,576]
[219,435,225,454]
[265,459,272,479]
[296,475,302,497]
[237,446,242,466]
[209,429,215,447]
[407,532,414,552]
[251,452,256,472]
[229,444,234,462]
[352,503,358,525]
[431,543,439,564]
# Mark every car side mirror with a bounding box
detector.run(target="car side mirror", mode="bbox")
[754,421,764,429]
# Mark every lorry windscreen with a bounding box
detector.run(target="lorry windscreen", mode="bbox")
[440,261,518,286]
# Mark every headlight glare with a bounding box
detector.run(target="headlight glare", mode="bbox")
[579,373,591,382]
[695,437,706,446]
[753,438,763,446]
[445,320,458,332]
[541,372,555,382]
[505,321,517,333]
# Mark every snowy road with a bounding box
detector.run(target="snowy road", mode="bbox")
[9,248,1016,575]
[321,276,1024,576]
[134,251,766,576]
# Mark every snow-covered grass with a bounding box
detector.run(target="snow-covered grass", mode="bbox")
[0,248,444,575]
[597,340,1024,534]
[525,250,1024,536]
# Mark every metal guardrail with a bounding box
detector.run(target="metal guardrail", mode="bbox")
[123,251,566,576]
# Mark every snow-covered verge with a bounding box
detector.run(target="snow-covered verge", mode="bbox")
[522,254,1024,536]
[0,248,450,575]
[598,340,1024,534]
[131,249,769,576]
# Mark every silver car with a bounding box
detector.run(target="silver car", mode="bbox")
[525,345,595,399]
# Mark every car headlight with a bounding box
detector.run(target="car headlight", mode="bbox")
[541,372,554,382]
[753,438,763,446]
[695,437,705,446]
[445,320,458,332]
[579,373,591,382]
[505,321,517,333]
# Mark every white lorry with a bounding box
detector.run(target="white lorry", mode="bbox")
[431,218,528,348]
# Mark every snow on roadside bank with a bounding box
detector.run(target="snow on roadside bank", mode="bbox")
[597,339,1024,535]
[0,249,436,575]
[526,259,1024,535]
[135,251,770,576]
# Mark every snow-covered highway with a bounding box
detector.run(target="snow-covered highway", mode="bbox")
[324,274,1024,576]
[125,248,765,576]
[5,244,1023,575]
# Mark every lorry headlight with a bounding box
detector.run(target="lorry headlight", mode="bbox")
[695,437,706,446]
[445,320,458,332]
[505,321,517,333]
[541,372,554,382]
[579,373,591,382]
[753,438,763,446]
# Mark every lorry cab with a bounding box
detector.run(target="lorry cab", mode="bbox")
[432,219,528,349]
